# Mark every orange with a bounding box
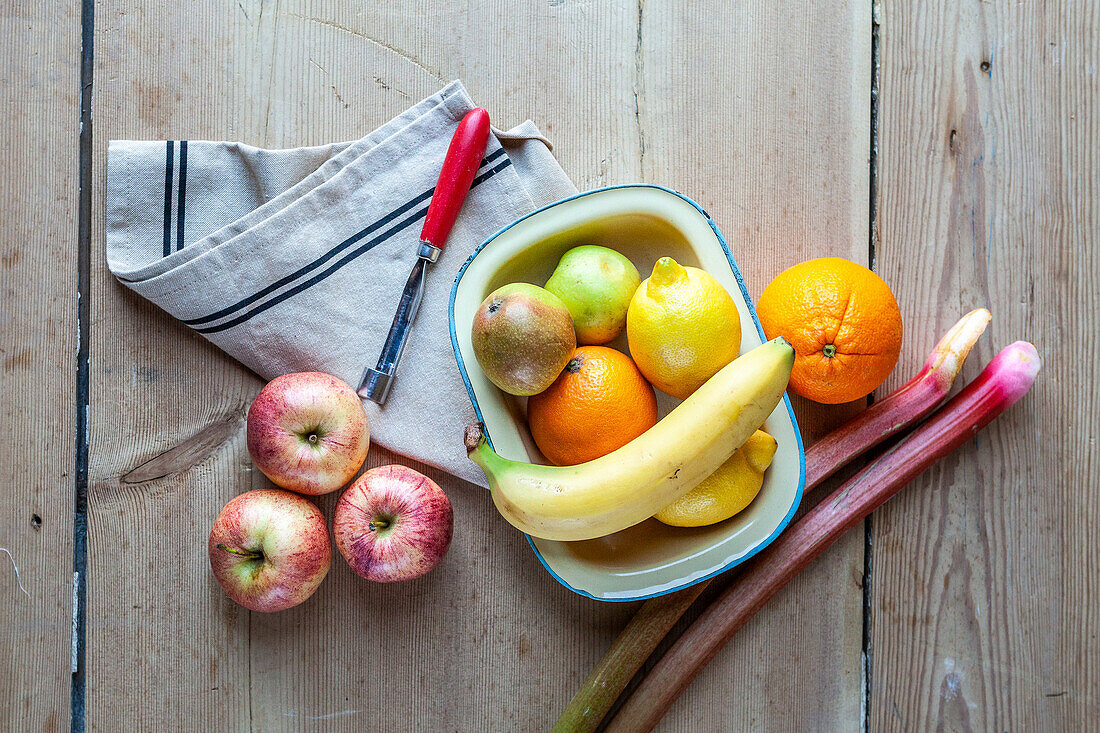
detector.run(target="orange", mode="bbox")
[756,257,902,404]
[527,346,658,466]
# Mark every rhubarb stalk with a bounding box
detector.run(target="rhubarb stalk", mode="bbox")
[551,309,990,733]
[605,342,1041,732]
[804,308,991,487]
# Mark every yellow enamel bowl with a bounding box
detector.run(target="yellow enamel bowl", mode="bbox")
[449,185,805,601]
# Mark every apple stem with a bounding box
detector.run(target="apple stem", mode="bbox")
[215,543,263,560]
[368,520,388,532]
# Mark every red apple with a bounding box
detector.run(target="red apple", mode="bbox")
[208,489,332,612]
[333,465,454,582]
[247,372,370,495]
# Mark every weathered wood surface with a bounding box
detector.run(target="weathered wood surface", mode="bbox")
[0,3,79,732]
[86,0,870,730]
[4,0,1094,730]
[634,3,872,730]
[871,0,1098,730]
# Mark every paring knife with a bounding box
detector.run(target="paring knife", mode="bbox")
[359,107,492,405]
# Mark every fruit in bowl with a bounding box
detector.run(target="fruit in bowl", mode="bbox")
[471,283,576,396]
[527,345,658,466]
[467,248,780,536]
[654,430,778,527]
[544,245,641,345]
[627,257,742,399]
[466,339,793,541]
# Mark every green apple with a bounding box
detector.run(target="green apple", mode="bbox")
[544,245,641,345]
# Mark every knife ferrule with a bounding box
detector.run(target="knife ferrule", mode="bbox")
[418,241,442,262]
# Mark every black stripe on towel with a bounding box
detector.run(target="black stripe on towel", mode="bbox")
[176,140,188,251]
[162,140,174,257]
[183,186,434,326]
[183,148,507,327]
[191,155,513,335]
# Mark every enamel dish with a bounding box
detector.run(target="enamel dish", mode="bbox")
[450,185,805,601]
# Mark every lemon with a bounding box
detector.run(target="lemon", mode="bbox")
[626,257,742,399]
[654,430,777,527]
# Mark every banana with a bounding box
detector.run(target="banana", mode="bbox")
[464,338,794,541]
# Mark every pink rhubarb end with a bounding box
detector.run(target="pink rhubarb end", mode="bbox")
[984,341,1042,407]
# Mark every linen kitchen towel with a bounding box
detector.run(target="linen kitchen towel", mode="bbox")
[106,81,577,487]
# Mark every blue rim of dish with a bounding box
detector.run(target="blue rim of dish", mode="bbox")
[448,183,806,602]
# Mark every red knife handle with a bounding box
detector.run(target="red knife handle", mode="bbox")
[419,108,492,250]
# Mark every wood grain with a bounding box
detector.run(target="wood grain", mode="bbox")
[85,0,871,730]
[871,0,1099,729]
[87,2,637,730]
[634,1,871,730]
[0,3,80,732]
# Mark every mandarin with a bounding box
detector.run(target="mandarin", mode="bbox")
[527,346,658,466]
[756,257,902,404]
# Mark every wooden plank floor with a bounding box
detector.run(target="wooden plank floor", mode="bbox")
[871,1,1099,729]
[0,4,80,732]
[85,3,870,730]
[0,0,1095,730]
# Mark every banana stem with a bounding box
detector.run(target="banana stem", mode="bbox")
[551,309,991,733]
[606,342,1040,732]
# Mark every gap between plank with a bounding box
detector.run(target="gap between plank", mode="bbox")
[72,0,95,729]
[861,2,882,732]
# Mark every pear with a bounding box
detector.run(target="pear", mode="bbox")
[471,283,576,396]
